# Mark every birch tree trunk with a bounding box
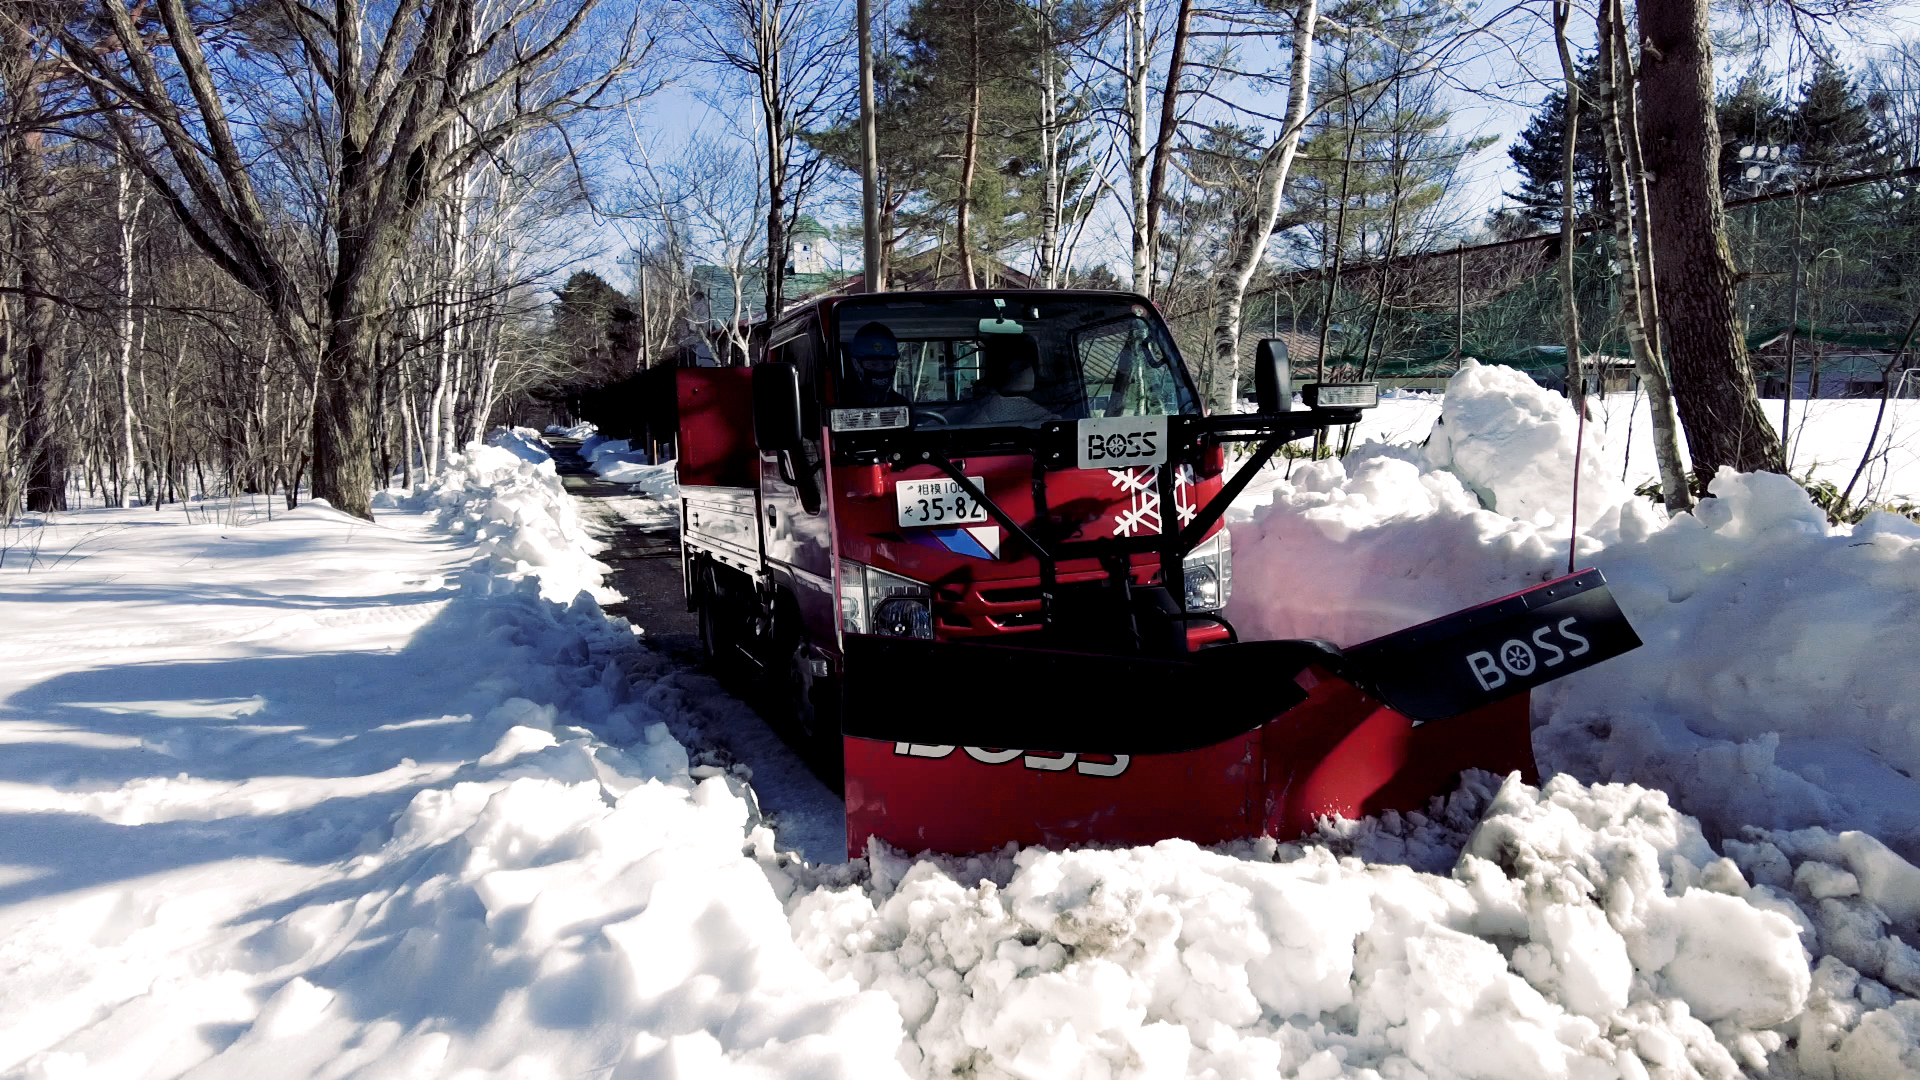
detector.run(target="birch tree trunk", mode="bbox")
[956,0,983,290]
[426,306,447,479]
[1143,0,1195,284]
[1127,0,1151,293]
[1035,0,1062,289]
[1598,0,1690,512]
[115,155,146,507]
[1208,0,1316,408]
[1552,0,1583,404]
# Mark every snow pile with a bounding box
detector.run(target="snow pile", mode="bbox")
[1426,360,1627,528]
[545,421,598,439]
[788,772,1906,1078]
[486,425,553,465]
[1224,445,1661,649]
[383,443,619,604]
[1536,471,1920,853]
[1209,360,1920,1072]
[579,436,680,495]
[605,458,680,496]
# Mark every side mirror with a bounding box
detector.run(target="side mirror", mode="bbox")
[1254,339,1291,414]
[752,362,804,452]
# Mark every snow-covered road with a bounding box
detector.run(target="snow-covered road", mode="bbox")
[0,406,1914,1079]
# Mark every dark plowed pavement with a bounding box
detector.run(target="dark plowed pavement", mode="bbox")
[547,438,700,662]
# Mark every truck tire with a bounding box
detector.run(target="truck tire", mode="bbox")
[772,593,842,785]
[785,636,844,791]
[696,562,737,676]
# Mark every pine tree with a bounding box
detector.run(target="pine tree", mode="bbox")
[1791,56,1883,186]
[1504,58,1610,230]
[552,272,641,384]
[889,0,1044,282]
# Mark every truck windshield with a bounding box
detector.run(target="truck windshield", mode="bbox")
[834,295,1200,428]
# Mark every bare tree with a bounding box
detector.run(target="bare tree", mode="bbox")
[666,139,772,362]
[58,0,661,518]
[678,0,853,317]
[1,0,77,514]
[1637,0,1785,476]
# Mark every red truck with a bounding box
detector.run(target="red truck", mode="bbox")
[676,290,1639,857]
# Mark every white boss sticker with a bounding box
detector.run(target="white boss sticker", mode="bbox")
[1465,616,1592,691]
[893,743,1131,777]
[1077,414,1167,470]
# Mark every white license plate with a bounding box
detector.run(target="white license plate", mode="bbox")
[895,477,991,528]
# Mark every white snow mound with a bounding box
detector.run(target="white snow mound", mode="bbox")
[381,442,619,605]
[787,772,1900,1079]
[486,425,553,465]
[1427,359,1627,527]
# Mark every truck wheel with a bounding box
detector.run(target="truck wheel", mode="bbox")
[786,638,843,790]
[696,564,734,675]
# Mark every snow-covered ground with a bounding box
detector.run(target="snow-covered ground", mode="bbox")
[1,393,1916,1079]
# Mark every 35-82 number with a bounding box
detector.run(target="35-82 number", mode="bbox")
[909,493,973,524]
[895,477,990,528]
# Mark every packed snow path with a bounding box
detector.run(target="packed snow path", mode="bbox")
[0,410,1914,1079]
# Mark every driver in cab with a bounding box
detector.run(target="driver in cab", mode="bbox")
[955,334,1054,426]
[843,322,911,407]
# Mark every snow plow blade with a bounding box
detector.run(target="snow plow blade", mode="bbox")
[841,569,1640,856]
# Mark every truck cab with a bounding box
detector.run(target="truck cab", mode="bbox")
[679,291,1245,734]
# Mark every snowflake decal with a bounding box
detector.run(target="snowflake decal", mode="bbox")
[1108,465,1196,536]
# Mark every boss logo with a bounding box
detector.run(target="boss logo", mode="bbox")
[1465,617,1592,691]
[1076,415,1168,470]
[1085,429,1158,462]
[893,744,1131,777]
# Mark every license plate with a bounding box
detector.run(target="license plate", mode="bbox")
[1076,414,1168,470]
[896,477,991,528]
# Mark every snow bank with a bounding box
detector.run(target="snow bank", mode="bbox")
[485,425,553,465]
[1,438,900,1078]
[380,443,619,605]
[578,436,681,496]
[787,771,1908,1078]
[545,421,598,439]
[1537,470,1920,853]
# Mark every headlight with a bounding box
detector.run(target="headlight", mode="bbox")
[874,597,932,638]
[840,559,934,639]
[1181,531,1232,612]
[1184,564,1220,610]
